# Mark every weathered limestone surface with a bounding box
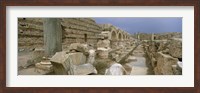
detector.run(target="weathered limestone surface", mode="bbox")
[61,18,101,47]
[138,33,152,40]
[135,32,182,41]
[87,49,96,64]
[96,31,111,59]
[154,52,178,75]
[18,18,137,75]
[35,61,53,71]
[144,38,182,75]
[18,18,102,49]
[18,18,44,48]
[97,39,110,49]
[101,31,112,40]
[111,41,118,49]
[168,38,182,58]
[69,43,88,53]
[50,51,70,75]
[97,49,110,59]
[93,59,112,75]
[50,51,87,75]
[155,32,182,40]
[72,63,97,75]
[105,63,127,75]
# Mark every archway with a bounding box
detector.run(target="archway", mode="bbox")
[111,31,117,41]
[118,32,123,41]
[123,34,126,40]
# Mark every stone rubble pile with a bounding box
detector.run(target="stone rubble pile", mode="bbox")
[50,49,98,75]
[96,31,111,59]
[144,38,182,75]
[93,30,135,75]
[18,21,134,75]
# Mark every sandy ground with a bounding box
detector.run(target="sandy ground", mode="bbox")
[18,50,52,75]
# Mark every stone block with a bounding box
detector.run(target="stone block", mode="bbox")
[50,51,86,75]
[70,63,97,75]
[69,43,88,53]
[97,39,110,48]
[154,52,178,75]
[168,38,182,58]
[35,61,53,71]
[87,49,96,64]
[97,48,109,59]
[101,31,111,39]
[93,59,111,75]
[68,52,87,65]
[105,63,127,75]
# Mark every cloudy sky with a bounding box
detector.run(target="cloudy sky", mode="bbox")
[93,18,182,34]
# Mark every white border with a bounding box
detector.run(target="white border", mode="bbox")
[6,6,194,87]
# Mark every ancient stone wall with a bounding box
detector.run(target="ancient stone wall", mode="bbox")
[143,38,182,75]
[99,24,132,41]
[155,32,182,40]
[18,18,102,49]
[134,32,182,40]
[18,18,44,49]
[139,33,152,40]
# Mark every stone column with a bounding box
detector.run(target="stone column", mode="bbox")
[43,18,62,57]
[151,33,154,41]
[137,32,140,41]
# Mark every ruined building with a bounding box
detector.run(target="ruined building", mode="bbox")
[18,18,134,75]
[18,18,181,75]
[135,32,182,75]
[18,18,132,49]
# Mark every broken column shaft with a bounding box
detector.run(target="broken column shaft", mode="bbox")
[43,18,62,57]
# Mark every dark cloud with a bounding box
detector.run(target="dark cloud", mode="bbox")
[93,17,182,34]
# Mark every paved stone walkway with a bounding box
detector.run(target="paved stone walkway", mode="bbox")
[124,45,152,75]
